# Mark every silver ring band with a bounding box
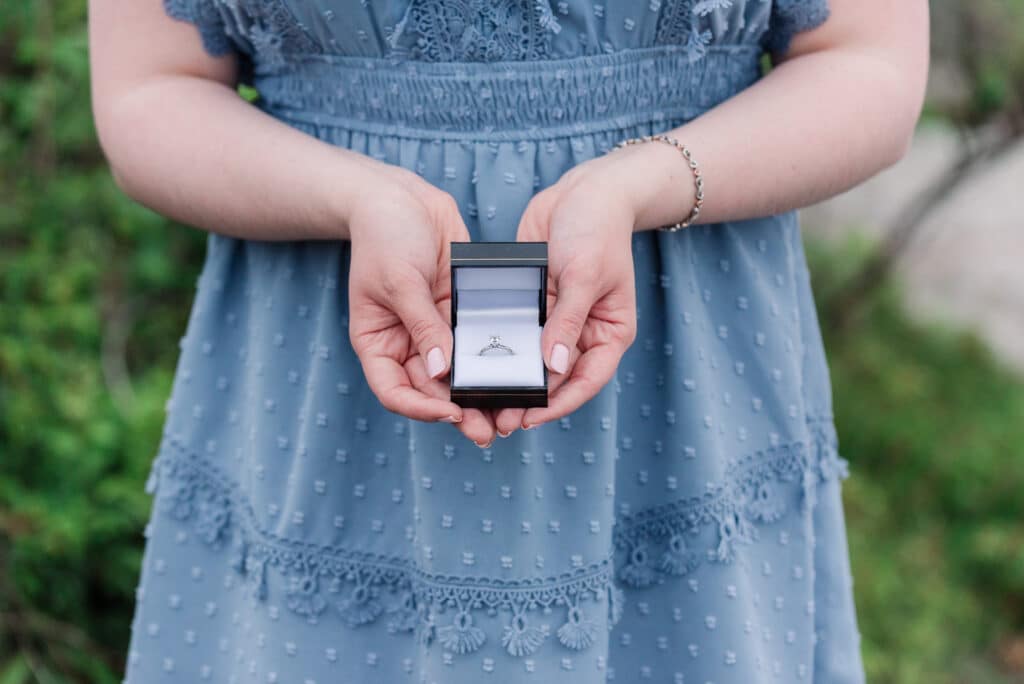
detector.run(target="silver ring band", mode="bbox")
[479,335,515,356]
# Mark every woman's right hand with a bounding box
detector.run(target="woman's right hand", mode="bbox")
[347,160,497,447]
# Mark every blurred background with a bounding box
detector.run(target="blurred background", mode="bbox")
[1,1,1023,682]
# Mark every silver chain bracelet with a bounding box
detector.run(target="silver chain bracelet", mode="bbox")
[613,134,704,232]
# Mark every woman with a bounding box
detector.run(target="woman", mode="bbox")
[89,1,927,681]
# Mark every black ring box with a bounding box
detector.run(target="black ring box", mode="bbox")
[449,242,549,409]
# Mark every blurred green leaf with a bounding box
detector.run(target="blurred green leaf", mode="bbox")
[0,657,30,684]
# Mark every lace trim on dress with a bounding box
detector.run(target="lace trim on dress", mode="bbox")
[163,0,323,72]
[613,418,848,588]
[163,0,236,57]
[653,0,734,62]
[145,417,848,659]
[385,0,562,63]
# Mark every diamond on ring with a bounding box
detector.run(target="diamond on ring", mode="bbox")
[479,335,515,356]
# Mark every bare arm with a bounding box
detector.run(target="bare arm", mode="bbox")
[612,0,931,230]
[89,0,499,445]
[89,0,376,240]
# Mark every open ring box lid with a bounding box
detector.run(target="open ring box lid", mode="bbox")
[449,242,548,409]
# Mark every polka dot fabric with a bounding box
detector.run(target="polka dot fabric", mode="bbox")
[129,1,866,682]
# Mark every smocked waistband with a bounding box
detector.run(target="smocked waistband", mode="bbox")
[252,45,763,141]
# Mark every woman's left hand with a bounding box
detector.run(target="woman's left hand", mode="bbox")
[494,152,641,436]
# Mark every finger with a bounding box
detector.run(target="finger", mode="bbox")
[494,408,525,437]
[433,191,473,242]
[521,343,620,429]
[542,344,576,393]
[385,269,453,380]
[541,273,598,376]
[405,354,497,447]
[469,408,499,447]
[517,344,577,430]
[462,408,497,447]
[514,190,552,243]
[496,326,582,434]
[442,215,473,244]
[362,354,463,423]
[494,348,577,434]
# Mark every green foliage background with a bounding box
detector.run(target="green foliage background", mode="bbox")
[1,3,206,679]
[2,1,1024,682]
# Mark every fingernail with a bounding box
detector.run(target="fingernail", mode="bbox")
[497,429,511,438]
[475,440,493,449]
[439,415,461,424]
[522,423,535,431]
[426,346,446,378]
[550,343,569,374]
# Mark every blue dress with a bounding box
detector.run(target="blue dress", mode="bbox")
[126,1,865,682]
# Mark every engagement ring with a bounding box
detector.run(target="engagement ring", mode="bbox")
[479,335,515,356]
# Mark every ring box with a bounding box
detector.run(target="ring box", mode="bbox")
[449,242,548,409]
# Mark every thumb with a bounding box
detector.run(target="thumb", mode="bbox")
[390,275,453,380]
[542,281,596,375]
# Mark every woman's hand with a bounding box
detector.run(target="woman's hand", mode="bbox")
[348,160,497,446]
[494,152,642,436]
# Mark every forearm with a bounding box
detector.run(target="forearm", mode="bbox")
[612,1,929,232]
[95,75,373,241]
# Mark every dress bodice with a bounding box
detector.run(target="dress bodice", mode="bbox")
[166,0,828,140]
[168,0,824,65]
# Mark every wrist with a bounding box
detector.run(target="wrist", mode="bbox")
[603,136,700,232]
[323,150,395,242]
